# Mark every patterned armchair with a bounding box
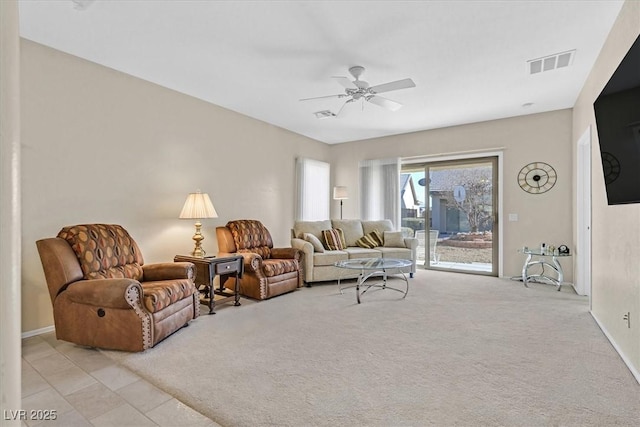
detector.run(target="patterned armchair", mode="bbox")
[216,220,302,300]
[36,224,199,352]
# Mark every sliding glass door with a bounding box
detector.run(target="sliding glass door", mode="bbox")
[401,157,498,276]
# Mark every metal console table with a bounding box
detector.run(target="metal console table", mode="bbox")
[519,249,571,291]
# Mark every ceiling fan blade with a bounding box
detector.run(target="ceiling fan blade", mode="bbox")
[332,76,358,89]
[366,95,402,111]
[299,94,346,101]
[369,78,416,94]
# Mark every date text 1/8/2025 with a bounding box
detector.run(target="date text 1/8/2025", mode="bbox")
[3,410,57,421]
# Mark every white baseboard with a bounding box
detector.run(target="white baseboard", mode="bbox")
[590,311,640,384]
[22,325,55,339]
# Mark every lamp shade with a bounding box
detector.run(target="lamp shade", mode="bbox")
[333,186,348,200]
[179,191,218,219]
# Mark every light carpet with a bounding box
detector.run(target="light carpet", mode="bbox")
[103,269,640,426]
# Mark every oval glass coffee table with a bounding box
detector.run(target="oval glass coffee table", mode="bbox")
[335,258,412,304]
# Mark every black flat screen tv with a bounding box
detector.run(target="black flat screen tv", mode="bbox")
[593,34,640,205]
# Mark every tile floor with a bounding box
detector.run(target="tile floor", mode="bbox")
[21,332,221,427]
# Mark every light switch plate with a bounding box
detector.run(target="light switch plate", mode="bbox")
[508,213,518,222]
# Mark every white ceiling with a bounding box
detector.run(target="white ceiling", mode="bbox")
[18,0,624,144]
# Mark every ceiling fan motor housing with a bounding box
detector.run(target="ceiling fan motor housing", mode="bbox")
[349,65,365,80]
[300,65,415,114]
[349,66,370,90]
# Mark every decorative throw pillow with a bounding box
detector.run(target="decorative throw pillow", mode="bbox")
[383,231,406,248]
[322,228,346,250]
[303,233,325,253]
[356,230,384,249]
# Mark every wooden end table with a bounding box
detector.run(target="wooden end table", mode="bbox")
[174,255,244,314]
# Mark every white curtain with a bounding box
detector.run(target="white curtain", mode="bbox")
[295,157,330,220]
[359,157,400,228]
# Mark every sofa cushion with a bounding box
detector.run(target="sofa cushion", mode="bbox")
[322,228,346,250]
[331,220,364,246]
[313,250,349,266]
[356,230,383,249]
[383,231,406,248]
[262,259,299,277]
[377,246,412,260]
[141,279,195,313]
[362,220,394,236]
[303,233,325,253]
[344,247,382,259]
[293,220,332,240]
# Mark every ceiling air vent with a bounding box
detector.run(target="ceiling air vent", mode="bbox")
[313,110,336,119]
[527,50,575,75]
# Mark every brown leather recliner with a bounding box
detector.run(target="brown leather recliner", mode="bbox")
[36,224,200,352]
[216,220,302,300]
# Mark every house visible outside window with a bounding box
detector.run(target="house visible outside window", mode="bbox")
[295,158,330,220]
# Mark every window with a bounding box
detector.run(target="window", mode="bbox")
[295,158,330,220]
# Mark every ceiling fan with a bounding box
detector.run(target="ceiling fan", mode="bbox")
[300,66,416,116]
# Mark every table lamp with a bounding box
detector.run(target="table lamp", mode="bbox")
[179,190,218,257]
[333,186,348,219]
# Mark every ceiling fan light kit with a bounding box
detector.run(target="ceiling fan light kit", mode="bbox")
[301,66,416,117]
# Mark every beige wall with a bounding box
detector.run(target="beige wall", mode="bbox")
[330,110,574,280]
[21,40,330,332]
[572,0,640,376]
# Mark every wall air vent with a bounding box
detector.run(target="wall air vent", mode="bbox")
[527,50,576,75]
[313,110,336,119]
[71,0,96,10]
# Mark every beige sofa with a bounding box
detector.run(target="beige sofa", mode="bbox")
[291,219,418,285]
